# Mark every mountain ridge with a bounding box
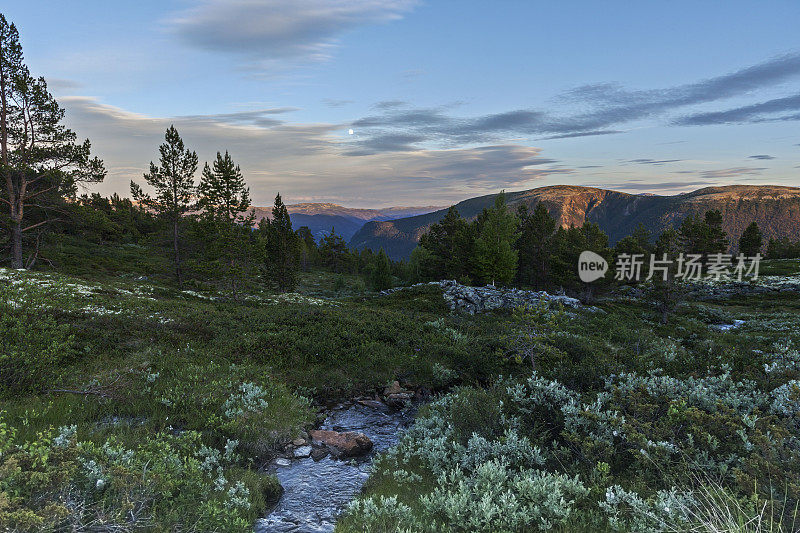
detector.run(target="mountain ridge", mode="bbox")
[251,203,444,241]
[348,185,800,259]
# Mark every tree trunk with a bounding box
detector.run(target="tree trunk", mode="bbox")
[173,219,182,287]
[10,218,22,269]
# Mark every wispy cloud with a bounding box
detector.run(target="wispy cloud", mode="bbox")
[345,53,800,153]
[169,0,417,70]
[748,154,776,160]
[698,167,766,179]
[675,93,800,125]
[598,180,713,192]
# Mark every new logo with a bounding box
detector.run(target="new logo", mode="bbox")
[578,251,608,283]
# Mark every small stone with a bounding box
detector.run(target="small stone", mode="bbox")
[293,445,312,458]
[275,458,291,467]
[292,438,306,446]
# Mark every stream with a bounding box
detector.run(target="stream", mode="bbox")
[255,401,417,533]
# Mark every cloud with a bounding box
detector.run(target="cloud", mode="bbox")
[675,93,800,125]
[697,167,766,179]
[322,98,354,107]
[748,154,776,160]
[169,0,417,69]
[346,53,800,153]
[540,130,623,140]
[627,158,683,165]
[60,96,563,205]
[598,180,713,192]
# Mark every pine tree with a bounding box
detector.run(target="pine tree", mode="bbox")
[678,210,728,257]
[550,222,612,301]
[198,151,254,226]
[296,225,317,271]
[650,227,685,324]
[261,193,299,291]
[131,126,197,286]
[516,203,557,288]
[367,249,393,291]
[318,227,350,273]
[416,205,475,281]
[1,14,105,268]
[473,192,519,286]
[738,221,763,257]
[196,151,255,297]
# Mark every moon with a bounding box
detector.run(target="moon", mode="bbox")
[348,129,354,135]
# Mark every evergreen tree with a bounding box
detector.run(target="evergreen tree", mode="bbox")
[738,221,763,257]
[198,151,254,226]
[131,126,197,286]
[416,206,474,281]
[318,227,350,273]
[366,249,393,291]
[678,210,728,257]
[296,226,317,271]
[1,14,105,268]
[473,193,519,286]
[196,151,256,297]
[516,203,556,288]
[550,222,612,301]
[613,224,653,285]
[649,227,685,324]
[261,193,300,292]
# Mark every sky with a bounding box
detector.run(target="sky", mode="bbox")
[4,0,800,207]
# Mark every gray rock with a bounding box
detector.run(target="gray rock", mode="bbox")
[275,458,291,467]
[293,445,312,458]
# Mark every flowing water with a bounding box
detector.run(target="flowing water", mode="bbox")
[255,402,416,533]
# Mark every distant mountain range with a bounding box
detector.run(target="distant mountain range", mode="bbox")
[349,185,800,259]
[252,203,442,241]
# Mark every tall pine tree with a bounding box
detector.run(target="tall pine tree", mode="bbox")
[1,14,105,268]
[738,221,763,257]
[131,126,197,286]
[516,203,556,288]
[198,151,254,226]
[473,192,519,286]
[261,193,300,291]
[197,151,255,297]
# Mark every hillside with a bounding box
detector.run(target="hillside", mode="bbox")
[252,203,442,241]
[349,185,800,259]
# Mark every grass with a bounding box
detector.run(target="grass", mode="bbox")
[3,242,800,531]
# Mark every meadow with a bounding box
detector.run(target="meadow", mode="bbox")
[1,250,799,532]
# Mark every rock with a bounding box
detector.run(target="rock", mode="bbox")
[292,437,307,446]
[311,448,329,461]
[383,381,405,396]
[275,458,291,467]
[309,429,373,458]
[293,445,312,458]
[386,279,589,314]
[358,399,390,413]
[387,392,413,400]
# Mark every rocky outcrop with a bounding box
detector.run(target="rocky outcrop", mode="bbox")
[438,280,582,314]
[382,280,583,314]
[309,429,373,458]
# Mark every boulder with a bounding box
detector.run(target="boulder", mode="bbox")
[293,445,312,458]
[309,429,373,458]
